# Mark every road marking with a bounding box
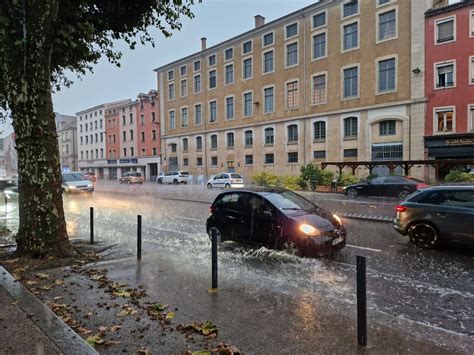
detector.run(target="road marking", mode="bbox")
[345,244,382,252]
[175,216,203,222]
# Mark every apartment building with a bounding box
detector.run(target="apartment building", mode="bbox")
[156,0,447,179]
[424,0,474,178]
[104,90,161,180]
[55,114,78,172]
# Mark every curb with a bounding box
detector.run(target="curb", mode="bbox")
[0,266,98,355]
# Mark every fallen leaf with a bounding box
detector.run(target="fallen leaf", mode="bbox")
[11,300,19,305]
[191,351,211,355]
[137,349,149,355]
[77,327,93,335]
[35,273,49,280]
[53,296,63,301]
[153,303,168,312]
[165,311,175,320]
[104,340,121,346]
[110,325,122,332]
[26,280,38,286]
[86,335,104,346]
[4,258,19,264]
[98,326,107,332]
[13,267,28,273]
[116,307,137,317]
[41,285,52,291]
[54,279,65,286]
[112,289,131,298]
[11,273,22,280]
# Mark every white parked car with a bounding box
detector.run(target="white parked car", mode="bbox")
[157,171,190,184]
[62,172,94,193]
[206,173,244,189]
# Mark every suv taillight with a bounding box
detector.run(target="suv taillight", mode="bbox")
[209,205,215,214]
[396,205,407,212]
[416,183,429,189]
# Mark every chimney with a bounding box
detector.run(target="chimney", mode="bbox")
[255,15,265,28]
[201,37,207,51]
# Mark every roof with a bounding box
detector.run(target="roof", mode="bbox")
[425,0,474,17]
[427,184,474,190]
[219,186,290,195]
[75,99,131,115]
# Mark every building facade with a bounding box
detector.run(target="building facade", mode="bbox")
[56,114,78,172]
[156,0,447,179]
[424,0,474,178]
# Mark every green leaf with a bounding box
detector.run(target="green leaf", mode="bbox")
[153,303,168,312]
[165,311,175,320]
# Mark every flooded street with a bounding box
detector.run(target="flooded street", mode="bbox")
[2,189,473,352]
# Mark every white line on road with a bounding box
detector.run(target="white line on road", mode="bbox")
[345,244,382,252]
[175,216,203,222]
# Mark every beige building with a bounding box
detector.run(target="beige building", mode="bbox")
[56,114,77,172]
[156,0,447,179]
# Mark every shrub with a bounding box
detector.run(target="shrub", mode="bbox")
[251,171,279,186]
[300,164,321,191]
[278,175,303,191]
[337,172,359,186]
[366,174,378,181]
[319,169,336,186]
[444,169,474,183]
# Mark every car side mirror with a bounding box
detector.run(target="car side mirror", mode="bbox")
[262,210,272,219]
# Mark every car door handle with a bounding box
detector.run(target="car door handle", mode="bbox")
[436,213,448,218]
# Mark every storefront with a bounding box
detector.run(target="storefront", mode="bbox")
[78,157,160,181]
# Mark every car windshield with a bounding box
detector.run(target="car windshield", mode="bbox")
[180,172,189,175]
[264,191,317,212]
[230,174,243,179]
[62,173,86,182]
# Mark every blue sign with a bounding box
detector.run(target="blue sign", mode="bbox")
[131,158,138,164]
[107,160,117,164]
[119,159,130,164]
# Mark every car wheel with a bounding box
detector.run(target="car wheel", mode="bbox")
[173,179,178,184]
[224,183,231,190]
[208,226,223,243]
[347,188,358,199]
[408,222,440,249]
[157,178,162,184]
[398,190,410,200]
[207,183,213,189]
[282,240,300,256]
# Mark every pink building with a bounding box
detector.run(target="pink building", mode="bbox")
[424,0,474,178]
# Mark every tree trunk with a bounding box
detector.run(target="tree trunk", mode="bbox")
[4,0,70,256]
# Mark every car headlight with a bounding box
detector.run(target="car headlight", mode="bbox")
[299,223,319,236]
[332,214,342,226]
[68,185,76,190]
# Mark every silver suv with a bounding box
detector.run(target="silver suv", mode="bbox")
[157,171,190,184]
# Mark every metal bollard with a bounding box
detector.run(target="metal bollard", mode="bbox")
[90,207,94,244]
[211,228,218,290]
[137,215,142,260]
[356,255,367,347]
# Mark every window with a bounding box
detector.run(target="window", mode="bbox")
[343,1,358,18]
[286,42,298,67]
[343,22,358,51]
[243,58,252,79]
[314,150,326,159]
[170,144,177,153]
[122,131,126,142]
[313,12,326,28]
[152,112,156,122]
[379,120,396,136]
[225,64,234,84]
[208,54,216,67]
[196,136,203,151]
[211,156,218,166]
[194,74,201,93]
[226,97,234,119]
[183,158,188,167]
[181,107,188,127]
[180,65,187,76]
[195,104,202,125]
[469,56,474,84]
[436,62,454,88]
[168,70,174,80]
[378,10,396,41]
[95,121,98,129]
[471,10,474,37]
[435,108,454,133]
[141,131,145,142]
[344,117,358,138]
[130,129,134,141]
[169,111,175,129]
[140,114,144,125]
[378,58,396,92]
[286,81,299,109]
[209,101,217,122]
[343,66,359,98]
[129,114,133,124]
[245,155,253,165]
[180,79,187,97]
[226,132,234,148]
[209,70,217,89]
[313,121,326,140]
[470,106,474,131]
[378,0,391,5]
[288,152,298,163]
[210,134,218,149]
[286,23,298,38]
[244,130,253,147]
[243,40,252,54]
[436,17,454,43]
[312,74,327,104]
[344,149,358,158]
[182,138,188,152]
[168,83,175,100]
[152,130,157,141]
[243,92,253,117]
[263,32,274,46]
[265,153,274,164]
[224,48,233,61]
[123,148,127,157]
[263,50,274,74]
[372,143,402,160]
[193,60,201,72]
[152,148,157,156]
[264,87,274,113]
[287,124,298,143]
[313,32,326,59]
[197,157,203,166]
[265,127,274,145]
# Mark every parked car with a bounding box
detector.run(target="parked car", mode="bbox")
[206,173,244,189]
[0,178,17,191]
[157,171,190,184]
[206,187,346,257]
[343,176,429,199]
[83,172,97,182]
[119,172,144,184]
[393,185,474,249]
[62,172,94,193]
